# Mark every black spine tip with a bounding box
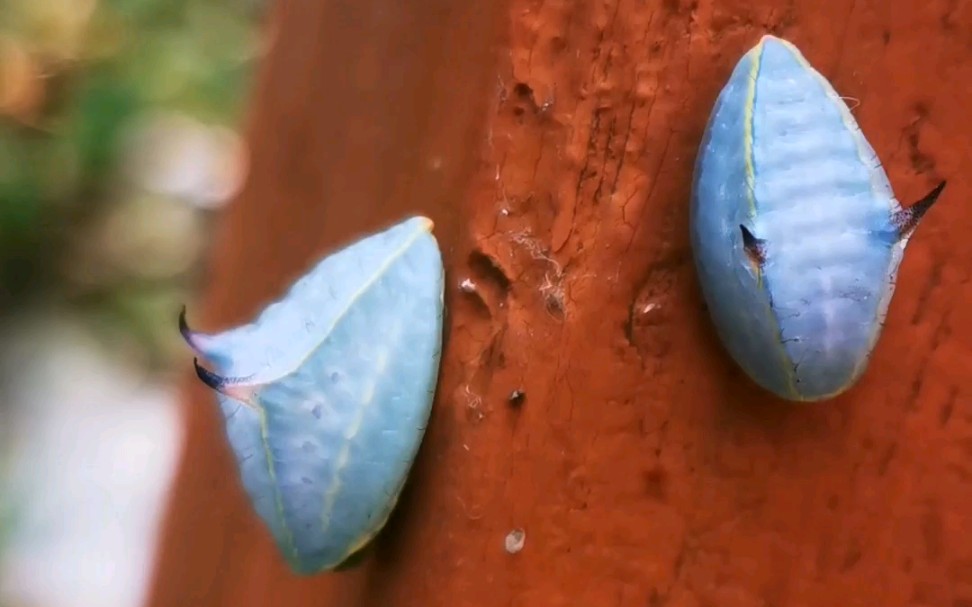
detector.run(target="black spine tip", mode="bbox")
[739,224,766,265]
[193,357,224,391]
[913,180,947,221]
[895,180,948,238]
[739,224,757,247]
[178,306,192,341]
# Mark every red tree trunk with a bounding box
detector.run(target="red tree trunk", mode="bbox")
[146,0,972,605]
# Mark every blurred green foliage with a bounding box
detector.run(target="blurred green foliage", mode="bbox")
[0,0,263,370]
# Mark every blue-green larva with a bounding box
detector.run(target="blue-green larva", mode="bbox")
[180,215,444,574]
[690,35,946,402]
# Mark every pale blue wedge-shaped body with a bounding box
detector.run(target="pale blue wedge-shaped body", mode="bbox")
[690,35,933,402]
[182,216,444,573]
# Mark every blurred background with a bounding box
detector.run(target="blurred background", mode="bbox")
[0,1,266,605]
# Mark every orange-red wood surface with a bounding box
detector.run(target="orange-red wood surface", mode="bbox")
[146,0,972,605]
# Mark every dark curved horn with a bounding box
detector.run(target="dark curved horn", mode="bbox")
[895,180,947,239]
[178,306,194,344]
[193,357,225,390]
[179,305,218,355]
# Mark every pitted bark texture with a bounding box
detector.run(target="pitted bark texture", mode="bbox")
[147,0,972,605]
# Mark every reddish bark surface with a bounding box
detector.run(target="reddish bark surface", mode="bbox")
[146,0,972,605]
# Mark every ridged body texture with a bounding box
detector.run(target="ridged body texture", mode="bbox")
[691,35,942,402]
[181,216,444,573]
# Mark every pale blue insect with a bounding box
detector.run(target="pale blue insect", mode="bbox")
[180,215,444,574]
[690,35,946,402]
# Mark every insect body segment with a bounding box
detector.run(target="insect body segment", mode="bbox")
[181,215,445,574]
[691,35,947,402]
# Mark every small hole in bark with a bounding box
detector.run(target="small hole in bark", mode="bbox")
[512,82,534,101]
[468,249,511,294]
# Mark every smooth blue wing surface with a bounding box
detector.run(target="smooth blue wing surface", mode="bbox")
[181,215,444,574]
[691,35,946,402]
